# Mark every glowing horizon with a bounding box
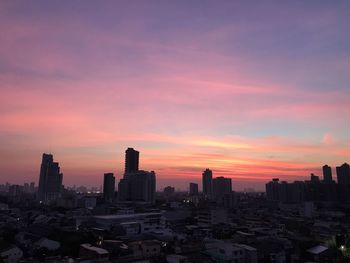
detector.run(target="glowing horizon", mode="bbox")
[0,1,349,191]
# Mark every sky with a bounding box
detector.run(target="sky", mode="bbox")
[0,1,349,191]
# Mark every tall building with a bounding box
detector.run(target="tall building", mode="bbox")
[202,168,213,197]
[37,153,63,203]
[336,163,350,185]
[118,171,156,204]
[213,176,232,198]
[323,165,333,183]
[118,148,156,204]
[125,148,139,174]
[266,178,280,201]
[103,173,115,202]
[189,183,199,196]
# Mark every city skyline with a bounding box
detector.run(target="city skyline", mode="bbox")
[1,1,350,190]
[1,149,349,192]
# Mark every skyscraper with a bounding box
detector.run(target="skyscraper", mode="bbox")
[125,147,139,174]
[189,183,199,196]
[103,173,115,202]
[322,165,333,183]
[336,163,350,185]
[118,171,156,204]
[37,153,63,203]
[118,148,156,204]
[213,176,232,197]
[202,168,213,197]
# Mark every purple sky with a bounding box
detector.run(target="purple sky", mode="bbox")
[0,1,349,190]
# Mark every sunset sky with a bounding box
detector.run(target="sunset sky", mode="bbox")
[1,1,349,191]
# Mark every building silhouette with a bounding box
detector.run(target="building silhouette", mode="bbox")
[212,176,233,204]
[118,171,156,204]
[37,153,63,203]
[310,173,320,183]
[265,164,350,203]
[202,168,213,197]
[118,148,156,204]
[189,182,199,196]
[164,186,175,196]
[322,165,333,183]
[265,178,281,201]
[213,176,232,197]
[336,163,350,185]
[103,173,115,202]
[125,148,139,174]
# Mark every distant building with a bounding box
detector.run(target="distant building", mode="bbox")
[30,182,35,192]
[266,178,280,201]
[322,165,333,183]
[125,147,139,174]
[103,173,115,202]
[189,183,199,196]
[310,173,320,183]
[118,148,156,204]
[213,177,232,196]
[202,168,213,197]
[164,186,175,196]
[118,171,156,204]
[336,163,350,185]
[212,176,233,204]
[9,185,22,197]
[266,179,305,203]
[37,153,63,203]
[265,165,350,203]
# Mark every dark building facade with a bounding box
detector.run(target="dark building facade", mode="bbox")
[265,170,348,204]
[322,165,333,183]
[202,168,213,197]
[118,171,156,204]
[125,148,139,174]
[118,148,156,204]
[336,163,350,185]
[37,153,63,203]
[189,182,199,196]
[212,176,232,204]
[164,186,175,196]
[103,173,115,202]
[213,176,232,197]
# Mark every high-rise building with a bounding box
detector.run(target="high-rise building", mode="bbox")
[265,178,280,201]
[213,176,232,198]
[103,173,115,202]
[125,148,139,174]
[323,165,333,183]
[118,148,156,204]
[118,171,156,204]
[189,183,199,196]
[202,168,213,197]
[37,153,63,203]
[336,163,350,185]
